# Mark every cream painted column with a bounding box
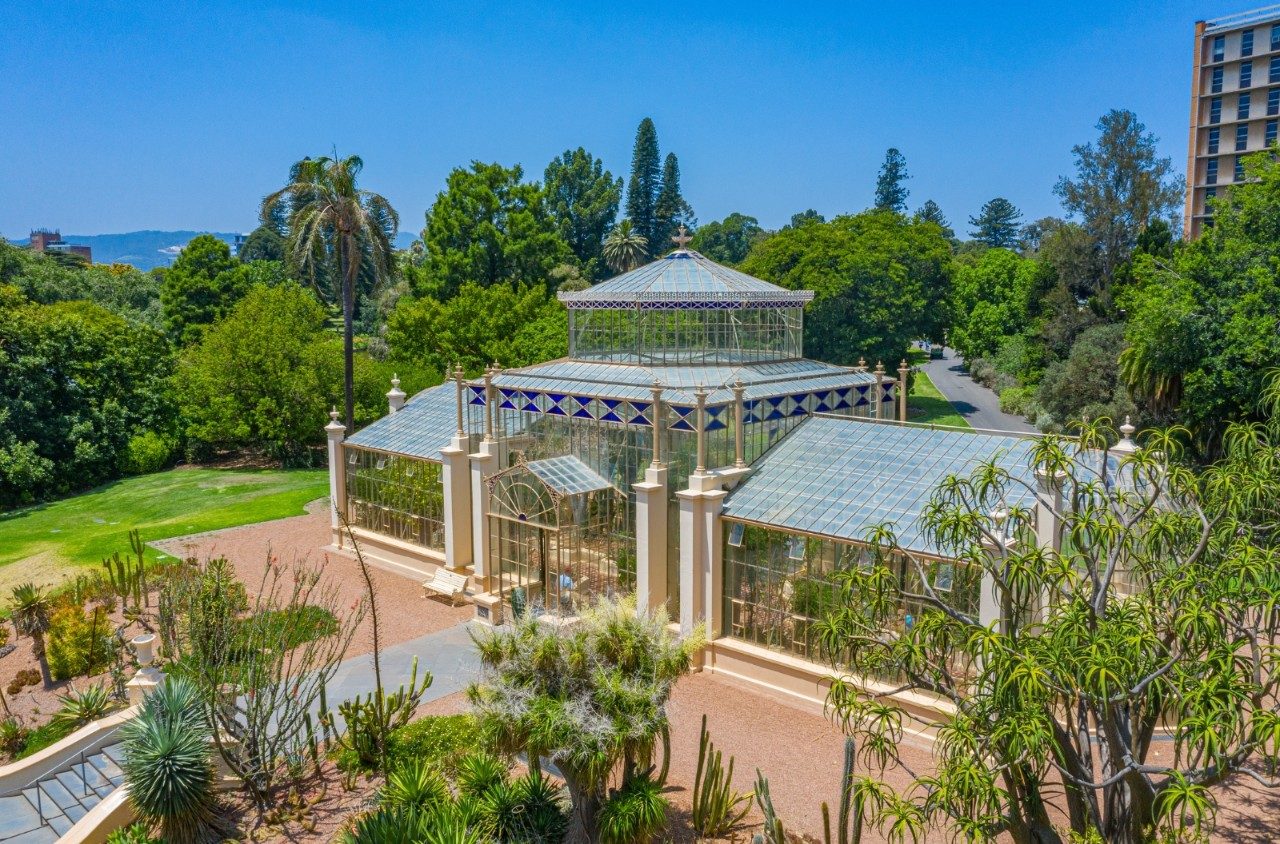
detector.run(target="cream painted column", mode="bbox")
[1034,467,1065,553]
[634,382,669,613]
[677,387,730,636]
[441,365,473,571]
[978,508,1015,631]
[324,408,346,545]
[897,359,910,422]
[699,487,727,635]
[635,464,668,613]
[677,487,705,634]
[874,361,887,419]
[469,366,499,588]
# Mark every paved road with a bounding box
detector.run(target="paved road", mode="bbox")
[920,348,1037,434]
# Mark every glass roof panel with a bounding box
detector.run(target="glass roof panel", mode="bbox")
[557,250,815,307]
[722,417,1040,557]
[526,455,615,495]
[345,384,474,461]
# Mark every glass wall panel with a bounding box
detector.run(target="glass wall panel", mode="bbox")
[345,448,445,552]
[569,306,804,365]
[723,524,979,673]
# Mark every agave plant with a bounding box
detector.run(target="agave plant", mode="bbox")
[120,677,218,844]
[52,683,113,731]
[381,759,450,811]
[456,749,508,799]
[485,769,569,843]
[597,774,667,844]
[341,801,490,844]
[10,583,53,688]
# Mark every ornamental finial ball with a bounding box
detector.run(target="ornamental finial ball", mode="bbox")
[671,224,693,250]
[1121,415,1135,437]
[329,407,340,422]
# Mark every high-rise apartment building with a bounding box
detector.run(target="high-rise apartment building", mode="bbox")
[1186,5,1280,238]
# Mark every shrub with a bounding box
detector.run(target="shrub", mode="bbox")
[999,386,1038,417]
[120,677,218,844]
[121,431,176,475]
[52,683,113,731]
[8,668,40,695]
[380,713,480,777]
[47,602,115,681]
[0,718,28,757]
[597,774,667,844]
[17,719,76,760]
[106,823,160,844]
[456,750,508,799]
[500,769,569,842]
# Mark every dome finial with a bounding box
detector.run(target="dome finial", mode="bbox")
[671,224,693,250]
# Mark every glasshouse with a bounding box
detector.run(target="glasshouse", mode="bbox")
[328,239,1048,704]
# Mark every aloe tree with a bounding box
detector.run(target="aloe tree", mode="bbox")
[263,155,398,432]
[10,583,53,688]
[468,597,699,843]
[602,220,648,274]
[813,374,1280,843]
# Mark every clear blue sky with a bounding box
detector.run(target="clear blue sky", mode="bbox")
[0,1,1250,239]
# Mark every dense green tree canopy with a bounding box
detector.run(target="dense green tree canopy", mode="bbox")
[873,148,910,213]
[949,248,1052,361]
[624,118,662,254]
[237,225,287,263]
[1054,109,1183,294]
[914,199,953,239]
[785,209,825,229]
[159,234,249,344]
[967,197,1024,249]
[689,212,763,265]
[0,240,162,325]
[386,283,567,376]
[1120,150,1280,444]
[740,210,952,365]
[0,287,173,507]
[420,162,572,300]
[543,148,622,280]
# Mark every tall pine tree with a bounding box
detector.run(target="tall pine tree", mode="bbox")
[654,152,695,251]
[968,197,1024,248]
[874,148,910,212]
[915,199,954,239]
[625,118,662,255]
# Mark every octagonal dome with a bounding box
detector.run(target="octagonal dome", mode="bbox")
[556,249,814,309]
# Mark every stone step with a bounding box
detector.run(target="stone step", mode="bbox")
[45,813,70,837]
[3,826,58,844]
[0,795,43,839]
[35,778,76,812]
[66,756,115,795]
[88,751,124,787]
[101,743,126,765]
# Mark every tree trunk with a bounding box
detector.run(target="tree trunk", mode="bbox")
[32,633,52,689]
[563,776,600,844]
[341,240,356,434]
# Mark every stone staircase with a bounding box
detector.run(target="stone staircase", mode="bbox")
[0,743,126,843]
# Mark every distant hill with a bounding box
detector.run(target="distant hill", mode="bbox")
[7,229,419,271]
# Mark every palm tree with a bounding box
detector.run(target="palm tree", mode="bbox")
[10,583,53,688]
[602,220,649,274]
[263,156,398,432]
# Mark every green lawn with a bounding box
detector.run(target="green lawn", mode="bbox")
[0,468,327,589]
[909,369,972,430]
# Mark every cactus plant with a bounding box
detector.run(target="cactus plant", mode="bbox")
[692,713,752,836]
[753,769,787,844]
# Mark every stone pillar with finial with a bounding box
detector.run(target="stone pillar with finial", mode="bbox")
[873,361,887,419]
[125,633,165,705]
[324,408,347,545]
[1112,416,1139,456]
[387,374,406,414]
[440,364,474,573]
[897,359,910,422]
[469,364,502,597]
[634,381,668,612]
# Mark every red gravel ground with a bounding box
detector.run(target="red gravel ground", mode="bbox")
[153,505,471,659]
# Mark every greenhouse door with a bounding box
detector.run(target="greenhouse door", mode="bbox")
[493,517,553,619]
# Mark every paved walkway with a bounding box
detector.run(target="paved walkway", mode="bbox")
[322,618,482,715]
[921,348,1037,433]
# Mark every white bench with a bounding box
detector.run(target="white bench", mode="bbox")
[423,568,468,606]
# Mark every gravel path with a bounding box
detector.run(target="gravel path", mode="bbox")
[921,348,1037,433]
[153,506,471,659]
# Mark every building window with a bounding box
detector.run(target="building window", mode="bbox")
[1210,96,1222,124]
[1243,28,1255,57]
[1212,66,1224,92]
[1268,120,1278,146]
[1272,24,1280,51]
[1235,155,1246,181]
[1242,60,1253,88]
[1207,157,1219,184]
[1271,55,1280,83]
[1238,124,1250,150]
[1271,88,1280,115]
[1239,92,1251,120]
[1209,126,1221,153]
[1213,34,1225,62]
